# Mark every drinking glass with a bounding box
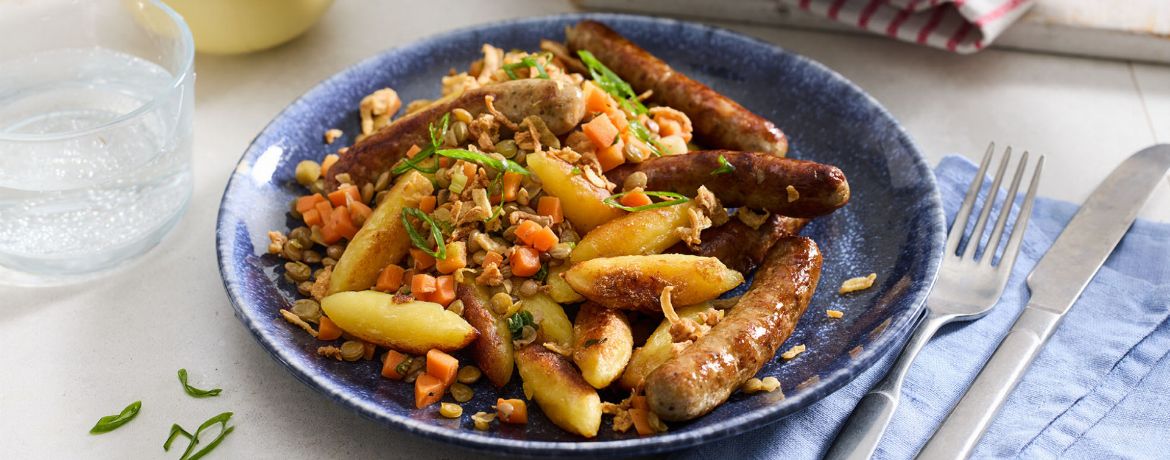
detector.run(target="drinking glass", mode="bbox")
[0,0,195,276]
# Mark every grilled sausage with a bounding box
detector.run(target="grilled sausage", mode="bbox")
[565,20,788,156]
[644,236,822,421]
[325,78,585,191]
[606,151,849,217]
[669,214,810,274]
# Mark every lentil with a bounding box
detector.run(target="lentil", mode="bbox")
[450,383,474,403]
[292,299,322,323]
[490,292,514,315]
[302,249,322,264]
[326,244,345,260]
[472,412,495,431]
[285,261,312,282]
[439,402,463,419]
[321,257,337,267]
[452,108,473,124]
[452,121,469,144]
[447,299,465,316]
[519,279,539,297]
[340,341,365,361]
[495,139,518,159]
[456,366,482,384]
[623,171,648,192]
[374,171,391,192]
[283,239,305,261]
[288,226,312,246]
[295,160,321,186]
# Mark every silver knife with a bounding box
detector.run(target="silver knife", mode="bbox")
[917,144,1170,460]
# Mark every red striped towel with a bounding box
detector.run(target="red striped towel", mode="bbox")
[789,0,1035,53]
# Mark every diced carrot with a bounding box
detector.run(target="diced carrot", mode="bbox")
[620,190,653,208]
[330,206,358,240]
[629,408,654,435]
[439,157,451,168]
[631,395,649,410]
[375,264,406,292]
[536,197,563,224]
[314,197,333,217]
[502,172,523,202]
[496,398,528,424]
[328,184,361,207]
[514,220,543,245]
[530,227,559,252]
[582,81,612,114]
[583,113,620,149]
[596,139,626,172]
[462,162,478,180]
[606,107,630,132]
[349,201,372,227]
[319,220,342,244]
[302,208,323,227]
[362,341,377,360]
[381,350,410,380]
[510,246,541,277]
[426,349,459,387]
[415,373,445,408]
[296,194,325,213]
[410,248,436,271]
[317,316,342,341]
[435,242,467,274]
[320,154,340,176]
[429,275,456,307]
[483,251,503,267]
[405,144,422,159]
[411,273,437,294]
[419,195,437,214]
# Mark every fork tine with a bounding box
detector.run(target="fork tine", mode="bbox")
[947,143,996,255]
[962,146,1013,259]
[998,155,1044,273]
[981,150,1030,265]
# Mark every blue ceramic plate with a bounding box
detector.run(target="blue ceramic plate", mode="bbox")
[216,13,944,456]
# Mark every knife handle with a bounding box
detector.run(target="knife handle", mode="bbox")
[917,307,1063,460]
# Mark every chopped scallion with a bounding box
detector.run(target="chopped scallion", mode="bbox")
[436,149,530,175]
[89,401,141,434]
[178,369,222,398]
[602,190,690,212]
[711,154,735,175]
[401,207,447,259]
[502,56,550,80]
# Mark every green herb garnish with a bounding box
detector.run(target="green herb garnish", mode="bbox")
[391,114,451,175]
[178,369,222,398]
[168,412,236,460]
[401,207,446,259]
[485,204,504,222]
[534,264,549,282]
[165,424,193,451]
[506,310,536,336]
[603,190,690,212]
[711,154,735,175]
[436,149,530,175]
[502,56,550,80]
[577,50,664,156]
[570,167,581,175]
[90,401,141,434]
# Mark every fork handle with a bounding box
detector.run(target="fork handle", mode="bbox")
[917,306,1063,460]
[825,311,950,460]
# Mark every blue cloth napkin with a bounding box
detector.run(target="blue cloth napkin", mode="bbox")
[672,155,1170,460]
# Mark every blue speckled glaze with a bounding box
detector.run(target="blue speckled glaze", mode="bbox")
[215,13,945,457]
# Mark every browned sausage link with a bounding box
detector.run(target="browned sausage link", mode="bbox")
[325,78,585,191]
[606,150,849,217]
[456,283,512,388]
[645,236,822,421]
[565,20,788,156]
[668,214,810,274]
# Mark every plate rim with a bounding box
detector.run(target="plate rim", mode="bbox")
[215,12,945,456]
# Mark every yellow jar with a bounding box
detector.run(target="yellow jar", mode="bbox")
[164,0,333,54]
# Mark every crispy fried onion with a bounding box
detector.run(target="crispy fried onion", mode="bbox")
[676,186,726,248]
[484,95,519,131]
[660,286,725,345]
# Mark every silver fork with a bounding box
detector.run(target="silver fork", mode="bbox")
[824,143,1044,460]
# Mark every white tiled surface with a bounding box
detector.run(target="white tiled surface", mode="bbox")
[2,1,1168,459]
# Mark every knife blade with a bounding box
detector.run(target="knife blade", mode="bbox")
[918,144,1170,460]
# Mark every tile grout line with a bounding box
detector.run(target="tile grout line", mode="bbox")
[1127,62,1159,144]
